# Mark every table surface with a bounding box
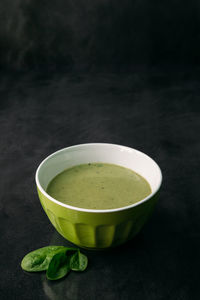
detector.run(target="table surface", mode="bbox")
[0,68,199,300]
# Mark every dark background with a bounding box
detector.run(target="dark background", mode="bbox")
[0,1,200,299]
[1,0,200,71]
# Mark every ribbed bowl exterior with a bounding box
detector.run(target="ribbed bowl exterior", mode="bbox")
[37,188,159,249]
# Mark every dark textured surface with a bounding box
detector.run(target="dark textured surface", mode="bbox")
[1,0,200,70]
[0,68,200,300]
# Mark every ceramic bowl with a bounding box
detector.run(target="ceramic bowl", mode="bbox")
[35,143,162,249]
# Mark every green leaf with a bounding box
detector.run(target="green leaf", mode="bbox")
[78,253,88,271]
[46,252,70,280]
[69,251,79,270]
[70,251,88,271]
[21,246,66,272]
[21,245,88,281]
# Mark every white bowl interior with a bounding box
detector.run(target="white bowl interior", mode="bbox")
[37,144,162,195]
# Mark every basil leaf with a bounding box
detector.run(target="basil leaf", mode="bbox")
[46,252,70,280]
[70,251,88,271]
[21,246,66,272]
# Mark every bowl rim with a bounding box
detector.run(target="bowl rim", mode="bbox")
[35,143,162,214]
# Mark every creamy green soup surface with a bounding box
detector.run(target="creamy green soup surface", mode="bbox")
[46,163,151,210]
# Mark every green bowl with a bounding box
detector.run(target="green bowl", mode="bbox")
[35,143,162,249]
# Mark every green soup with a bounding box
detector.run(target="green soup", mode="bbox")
[46,163,151,210]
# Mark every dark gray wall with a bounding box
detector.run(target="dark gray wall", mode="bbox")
[1,0,200,70]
